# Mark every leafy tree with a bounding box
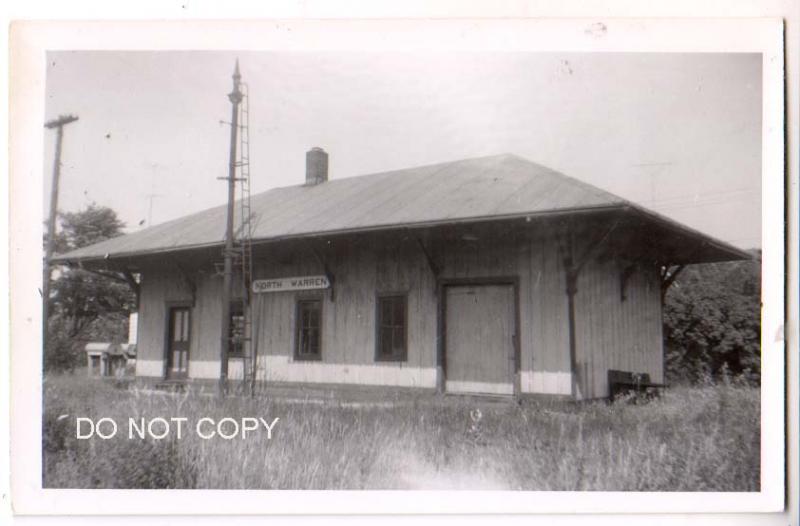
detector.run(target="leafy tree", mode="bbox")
[45,204,135,372]
[50,270,134,338]
[663,253,761,384]
[58,206,126,250]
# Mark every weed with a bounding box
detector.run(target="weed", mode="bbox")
[42,372,760,490]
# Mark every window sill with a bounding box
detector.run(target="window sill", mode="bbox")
[375,356,407,363]
[293,355,322,362]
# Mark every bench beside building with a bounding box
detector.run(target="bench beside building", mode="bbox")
[53,152,750,400]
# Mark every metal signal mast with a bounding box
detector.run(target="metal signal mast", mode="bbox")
[218,61,242,395]
[237,79,257,394]
[218,60,256,395]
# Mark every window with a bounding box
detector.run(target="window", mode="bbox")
[376,295,407,361]
[229,303,245,357]
[295,299,322,360]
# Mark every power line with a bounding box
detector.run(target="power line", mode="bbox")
[644,187,759,207]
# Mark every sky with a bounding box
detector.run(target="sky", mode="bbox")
[44,51,762,249]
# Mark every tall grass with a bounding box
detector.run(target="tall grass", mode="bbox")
[42,373,760,490]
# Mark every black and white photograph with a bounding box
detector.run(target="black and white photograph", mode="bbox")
[6,15,791,519]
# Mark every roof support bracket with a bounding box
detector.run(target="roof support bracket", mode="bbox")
[76,262,141,308]
[120,268,141,308]
[619,263,637,302]
[307,239,335,301]
[558,215,622,295]
[660,264,685,302]
[172,260,197,305]
[78,264,130,285]
[413,234,440,296]
[572,215,623,278]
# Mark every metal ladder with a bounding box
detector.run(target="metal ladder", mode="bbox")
[236,82,256,391]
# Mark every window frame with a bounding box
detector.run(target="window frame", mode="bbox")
[228,301,246,358]
[162,300,193,380]
[294,296,323,361]
[374,292,409,362]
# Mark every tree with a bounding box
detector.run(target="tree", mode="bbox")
[662,253,761,384]
[45,204,135,372]
[57,206,126,250]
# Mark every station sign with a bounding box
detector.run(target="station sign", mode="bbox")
[252,275,330,293]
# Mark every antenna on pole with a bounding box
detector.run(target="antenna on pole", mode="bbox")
[145,193,163,226]
[43,114,79,331]
[144,162,163,226]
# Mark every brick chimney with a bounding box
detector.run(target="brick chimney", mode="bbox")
[305,147,328,185]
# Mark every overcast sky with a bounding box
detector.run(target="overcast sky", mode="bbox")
[44,51,762,249]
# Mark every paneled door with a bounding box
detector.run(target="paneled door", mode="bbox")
[166,306,191,379]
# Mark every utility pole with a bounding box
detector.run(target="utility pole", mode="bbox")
[219,61,243,395]
[43,114,79,329]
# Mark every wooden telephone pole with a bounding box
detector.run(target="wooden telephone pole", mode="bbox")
[219,61,243,395]
[43,114,79,328]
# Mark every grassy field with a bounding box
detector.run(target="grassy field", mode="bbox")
[42,372,760,491]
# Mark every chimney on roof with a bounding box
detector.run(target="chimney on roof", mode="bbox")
[305,147,328,185]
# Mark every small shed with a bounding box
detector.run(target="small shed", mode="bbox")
[85,342,137,377]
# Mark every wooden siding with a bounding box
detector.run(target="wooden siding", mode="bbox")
[522,234,572,391]
[133,225,663,397]
[242,230,581,391]
[135,270,192,377]
[135,264,228,379]
[573,258,664,399]
[431,231,573,394]
[248,237,438,386]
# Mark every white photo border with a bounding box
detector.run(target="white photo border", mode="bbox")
[8,17,786,515]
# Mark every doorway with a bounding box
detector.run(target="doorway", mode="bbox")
[166,306,191,379]
[444,283,517,395]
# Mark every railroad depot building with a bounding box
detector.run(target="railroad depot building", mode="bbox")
[53,151,749,400]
